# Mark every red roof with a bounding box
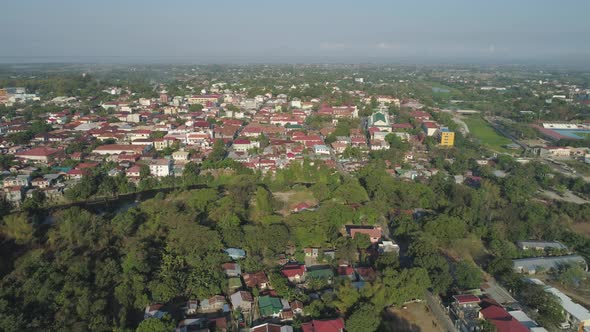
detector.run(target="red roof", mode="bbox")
[453,294,480,305]
[479,299,528,332]
[337,265,354,276]
[281,264,306,278]
[301,318,345,332]
[233,139,251,145]
[16,147,59,157]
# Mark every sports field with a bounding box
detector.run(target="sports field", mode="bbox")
[462,115,513,153]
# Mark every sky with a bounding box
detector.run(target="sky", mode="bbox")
[1,0,589,64]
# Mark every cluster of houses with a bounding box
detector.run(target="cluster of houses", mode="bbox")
[142,225,393,331]
[448,241,589,332]
[0,85,458,206]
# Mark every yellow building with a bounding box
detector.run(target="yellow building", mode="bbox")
[439,129,455,147]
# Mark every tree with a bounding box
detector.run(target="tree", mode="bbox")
[0,213,33,245]
[455,261,483,289]
[136,315,175,332]
[385,133,409,152]
[346,303,381,332]
[189,104,204,112]
[208,139,227,162]
[333,281,360,315]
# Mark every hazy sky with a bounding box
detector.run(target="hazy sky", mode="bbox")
[1,0,589,63]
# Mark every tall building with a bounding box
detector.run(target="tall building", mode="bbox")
[439,128,455,147]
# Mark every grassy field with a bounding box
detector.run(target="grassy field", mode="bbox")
[462,115,514,153]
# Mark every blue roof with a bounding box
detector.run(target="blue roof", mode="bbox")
[224,248,246,259]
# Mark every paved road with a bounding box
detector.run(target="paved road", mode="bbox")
[481,278,516,305]
[425,292,457,332]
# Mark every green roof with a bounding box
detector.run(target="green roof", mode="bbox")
[229,277,242,289]
[372,112,386,123]
[258,295,283,317]
[306,268,334,279]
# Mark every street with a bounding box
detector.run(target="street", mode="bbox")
[425,292,457,332]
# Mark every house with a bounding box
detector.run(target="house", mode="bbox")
[422,122,439,136]
[291,202,316,213]
[539,146,571,159]
[148,159,172,177]
[346,225,382,244]
[228,277,242,292]
[233,139,259,152]
[2,186,24,205]
[529,278,590,329]
[301,318,345,332]
[93,144,148,155]
[337,265,355,279]
[199,295,227,313]
[126,165,142,178]
[3,175,30,188]
[355,266,376,282]
[177,318,208,332]
[290,300,304,315]
[313,145,330,155]
[378,240,400,254]
[185,300,199,315]
[508,310,547,332]
[224,248,246,260]
[512,255,587,274]
[144,304,166,319]
[222,262,241,277]
[15,147,61,163]
[251,323,294,332]
[281,264,306,283]
[172,150,190,161]
[304,247,320,258]
[230,291,253,312]
[516,241,568,252]
[479,299,528,332]
[259,295,284,318]
[243,271,269,290]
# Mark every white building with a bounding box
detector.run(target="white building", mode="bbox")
[149,159,172,177]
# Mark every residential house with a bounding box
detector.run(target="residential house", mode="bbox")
[199,295,227,313]
[144,304,166,319]
[259,295,284,318]
[301,318,345,332]
[243,271,269,290]
[224,248,246,260]
[281,264,306,283]
[233,139,259,152]
[15,147,61,163]
[346,225,382,244]
[313,145,330,155]
[230,291,253,312]
[222,262,242,277]
[479,299,528,332]
[251,323,294,332]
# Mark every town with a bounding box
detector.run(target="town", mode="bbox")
[0,64,590,332]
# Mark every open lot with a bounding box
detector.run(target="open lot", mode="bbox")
[273,189,317,215]
[381,303,443,332]
[462,115,513,153]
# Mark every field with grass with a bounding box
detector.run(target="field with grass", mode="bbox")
[462,115,514,153]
